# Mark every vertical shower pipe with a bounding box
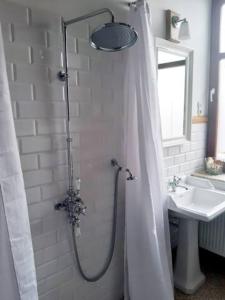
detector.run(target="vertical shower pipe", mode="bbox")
[61,21,74,192]
[60,9,115,192]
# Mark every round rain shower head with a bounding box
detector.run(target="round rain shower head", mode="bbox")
[90,22,138,52]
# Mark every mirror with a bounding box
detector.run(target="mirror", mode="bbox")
[156,38,193,147]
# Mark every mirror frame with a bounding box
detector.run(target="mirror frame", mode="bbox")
[156,38,194,147]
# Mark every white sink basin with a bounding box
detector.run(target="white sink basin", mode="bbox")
[168,176,225,295]
[168,186,225,221]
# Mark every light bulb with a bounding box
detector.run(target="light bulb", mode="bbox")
[179,20,190,40]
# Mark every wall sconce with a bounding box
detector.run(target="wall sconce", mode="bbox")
[166,10,190,43]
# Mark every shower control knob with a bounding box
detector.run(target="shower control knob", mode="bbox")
[81,206,87,215]
[54,202,65,210]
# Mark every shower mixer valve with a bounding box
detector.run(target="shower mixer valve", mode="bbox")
[55,178,87,228]
[55,161,136,236]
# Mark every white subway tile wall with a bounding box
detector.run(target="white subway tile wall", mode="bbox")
[1,2,124,300]
[163,123,207,182]
[0,1,207,299]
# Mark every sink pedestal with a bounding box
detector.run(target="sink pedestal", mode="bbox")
[174,218,205,294]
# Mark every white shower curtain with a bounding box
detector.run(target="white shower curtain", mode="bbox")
[0,25,38,300]
[124,2,174,299]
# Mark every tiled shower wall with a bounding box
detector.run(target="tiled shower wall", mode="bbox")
[163,123,207,181]
[1,1,124,299]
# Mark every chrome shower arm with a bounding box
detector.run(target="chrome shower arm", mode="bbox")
[64,8,115,27]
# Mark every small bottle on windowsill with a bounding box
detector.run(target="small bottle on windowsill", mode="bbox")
[205,157,224,175]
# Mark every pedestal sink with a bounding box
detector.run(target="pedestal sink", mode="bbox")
[168,177,225,294]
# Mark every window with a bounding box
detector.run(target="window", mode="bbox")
[207,0,225,158]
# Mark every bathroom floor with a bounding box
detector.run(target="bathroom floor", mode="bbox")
[175,250,225,300]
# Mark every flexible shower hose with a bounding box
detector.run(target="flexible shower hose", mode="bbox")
[71,166,122,282]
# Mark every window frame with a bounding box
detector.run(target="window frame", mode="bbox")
[207,0,225,157]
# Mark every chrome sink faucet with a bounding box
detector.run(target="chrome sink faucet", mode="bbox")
[168,176,188,192]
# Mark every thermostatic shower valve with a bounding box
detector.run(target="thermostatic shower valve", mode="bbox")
[55,178,86,227]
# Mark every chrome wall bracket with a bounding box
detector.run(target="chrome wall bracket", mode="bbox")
[57,70,68,82]
[111,158,121,168]
[111,158,136,181]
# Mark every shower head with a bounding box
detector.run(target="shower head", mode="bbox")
[58,9,138,81]
[90,22,138,52]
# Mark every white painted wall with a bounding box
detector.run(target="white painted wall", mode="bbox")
[150,0,212,117]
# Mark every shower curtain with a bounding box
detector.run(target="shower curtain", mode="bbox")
[0,25,38,300]
[124,2,174,299]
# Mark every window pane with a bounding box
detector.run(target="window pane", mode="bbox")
[220,4,225,52]
[217,59,225,158]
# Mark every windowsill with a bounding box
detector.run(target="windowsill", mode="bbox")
[193,170,225,183]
